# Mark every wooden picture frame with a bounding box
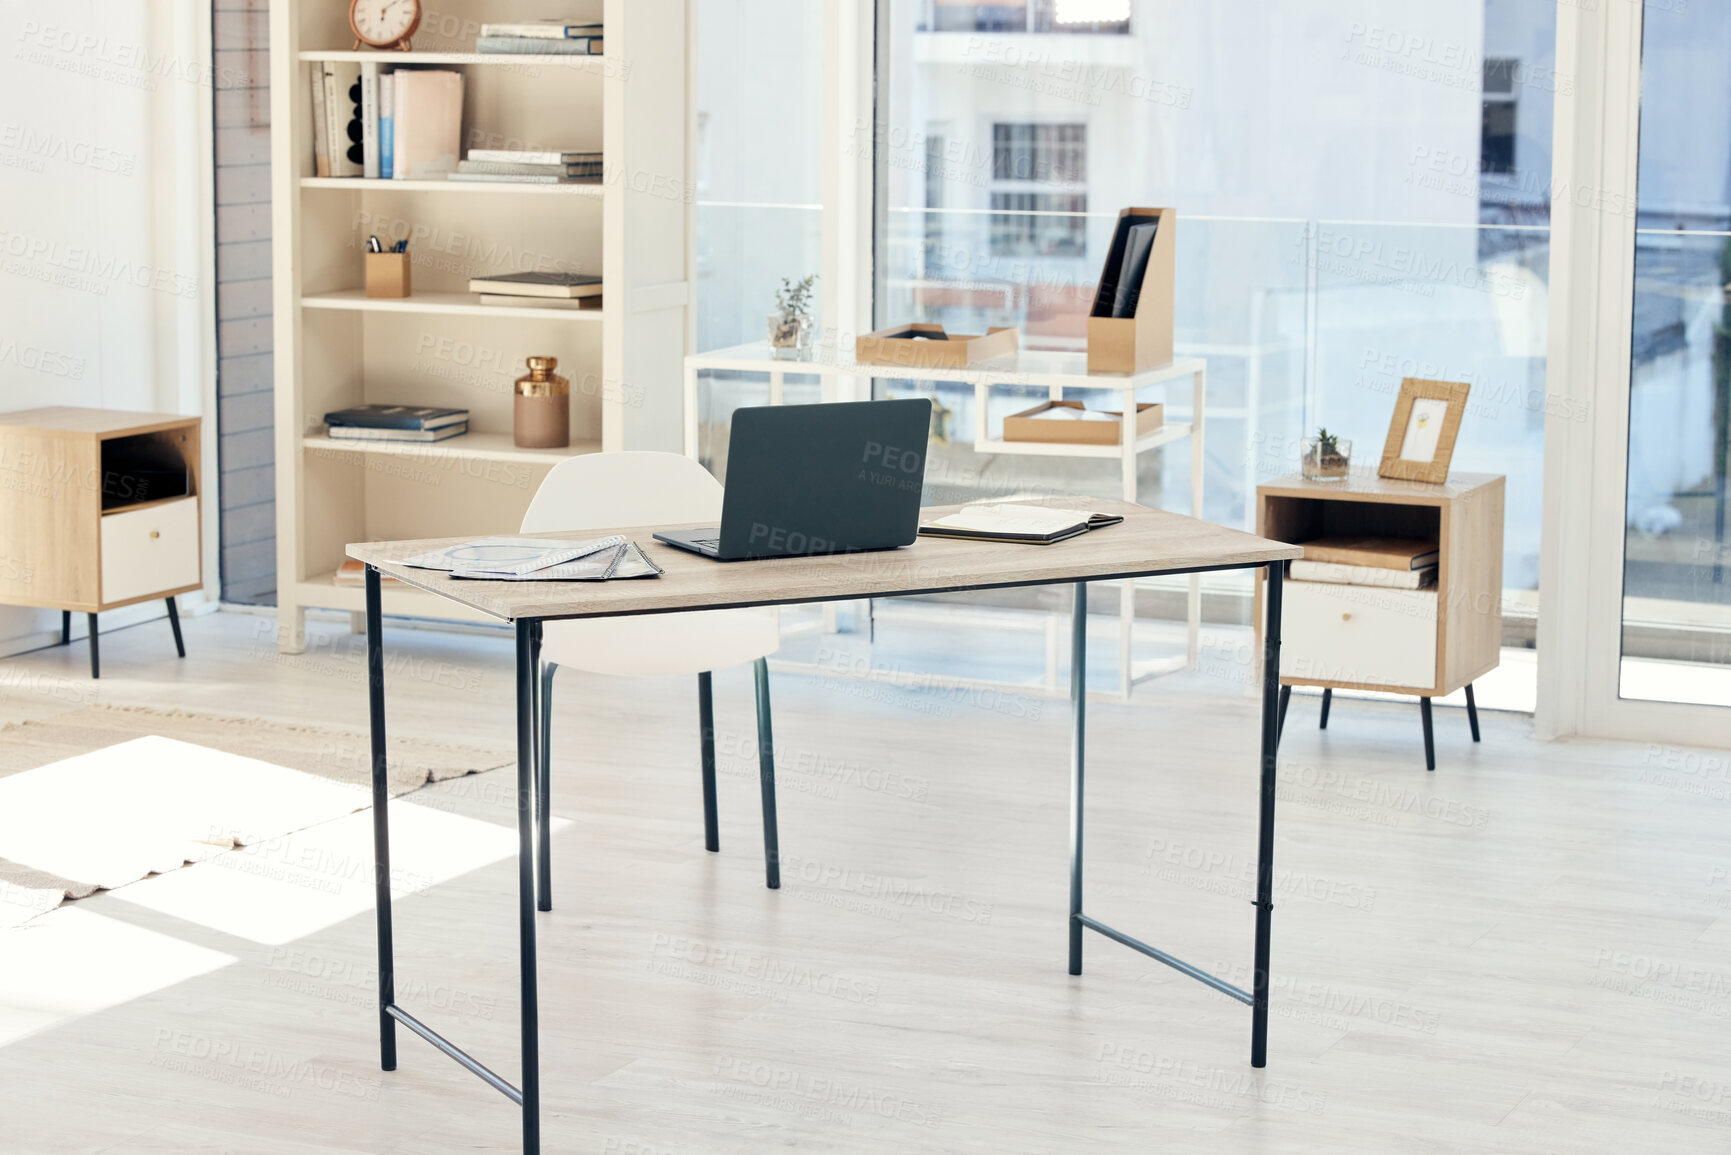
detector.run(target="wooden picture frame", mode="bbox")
[1378,378,1470,483]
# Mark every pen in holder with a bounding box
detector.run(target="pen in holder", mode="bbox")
[365,251,410,298]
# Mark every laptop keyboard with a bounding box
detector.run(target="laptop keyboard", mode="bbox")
[692,538,720,548]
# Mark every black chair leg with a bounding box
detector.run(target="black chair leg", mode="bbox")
[61,610,70,646]
[87,614,99,679]
[697,671,720,853]
[1319,687,1332,730]
[753,657,780,890]
[1420,696,1435,771]
[1465,683,1481,742]
[1276,684,1291,744]
[165,597,185,658]
[535,647,552,912]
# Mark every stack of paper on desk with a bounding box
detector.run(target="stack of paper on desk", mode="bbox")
[397,536,662,581]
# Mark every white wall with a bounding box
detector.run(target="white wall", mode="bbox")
[0,0,216,655]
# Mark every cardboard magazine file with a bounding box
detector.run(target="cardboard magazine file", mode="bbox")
[855,323,1019,370]
[1086,206,1175,374]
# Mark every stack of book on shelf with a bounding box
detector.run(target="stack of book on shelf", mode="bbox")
[467,271,603,311]
[477,21,603,55]
[1290,537,1439,589]
[449,148,602,185]
[310,64,462,180]
[324,405,470,443]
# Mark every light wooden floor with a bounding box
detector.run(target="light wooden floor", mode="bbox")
[1,608,1727,1153]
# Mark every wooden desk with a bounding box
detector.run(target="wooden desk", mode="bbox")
[348,499,1301,1154]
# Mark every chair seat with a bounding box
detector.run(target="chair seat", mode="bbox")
[541,607,779,677]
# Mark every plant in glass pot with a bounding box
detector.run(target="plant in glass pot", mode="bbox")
[1301,427,1351,481]
[768,274,817,360]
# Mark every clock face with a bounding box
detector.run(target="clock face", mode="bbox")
[351,0,418,45]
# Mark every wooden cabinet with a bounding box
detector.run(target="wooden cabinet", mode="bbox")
[1256,471,1504,698]
[0,407,201,676]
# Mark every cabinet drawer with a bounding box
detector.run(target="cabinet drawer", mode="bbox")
[1280,580,1437,689]
[101,497,200,604]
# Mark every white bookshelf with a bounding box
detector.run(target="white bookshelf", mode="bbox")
[271,0,690,650]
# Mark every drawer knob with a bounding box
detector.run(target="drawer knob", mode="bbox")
[1341,612,1351,621]
[149,530,160,539]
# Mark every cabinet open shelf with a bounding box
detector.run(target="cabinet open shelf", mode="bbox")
[303,432,602,466]
[302,289,605,322]
[297,50,609,69]
[301,177,605,196]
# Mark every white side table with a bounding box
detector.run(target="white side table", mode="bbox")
[681,342,1207,699]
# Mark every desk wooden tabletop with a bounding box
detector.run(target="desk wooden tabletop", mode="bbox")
[346,498,1301,623]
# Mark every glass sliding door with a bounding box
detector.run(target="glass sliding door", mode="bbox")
[1619,6,1731,707]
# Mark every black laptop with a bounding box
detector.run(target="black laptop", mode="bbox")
[655,398,932,561]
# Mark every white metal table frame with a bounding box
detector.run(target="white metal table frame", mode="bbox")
[358,548,1287,1154]
[681,342,1208,700]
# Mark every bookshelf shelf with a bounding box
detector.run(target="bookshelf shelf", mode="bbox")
[297,50,608,68]
[273,1,690,652]
[303,432,602,466]
[300,177,605,196]
[302,289,605,322]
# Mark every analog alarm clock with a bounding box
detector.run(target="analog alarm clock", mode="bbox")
[349,0,420,51]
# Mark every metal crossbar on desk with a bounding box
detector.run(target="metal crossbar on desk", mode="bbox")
[347,498,1300,1154]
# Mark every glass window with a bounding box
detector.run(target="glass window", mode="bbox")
[1619,5,1731,706]
[877,0,1556,706]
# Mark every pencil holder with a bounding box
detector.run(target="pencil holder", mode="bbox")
[365,252,411,299]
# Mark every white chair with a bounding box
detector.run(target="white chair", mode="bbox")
[522,451,783,907]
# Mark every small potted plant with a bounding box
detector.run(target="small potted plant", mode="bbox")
[768,274,817,360]
[1301,427,1351,481]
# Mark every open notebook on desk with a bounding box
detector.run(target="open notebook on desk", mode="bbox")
[918,503,1125,545]
[397,535,662,581]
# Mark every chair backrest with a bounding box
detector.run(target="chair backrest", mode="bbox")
[521,451,723,533]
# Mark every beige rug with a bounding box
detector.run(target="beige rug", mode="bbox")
[0,706,511,927]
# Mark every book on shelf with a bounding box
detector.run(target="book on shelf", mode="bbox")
[378,64,394,178]
[476,35,603,55]
[468,149,600,166]
[320,61,363,178]
[326,423,469,443]
[446,172,598,185]
[1288,560,1437,590]
[360,62,381,179]
[1296,536,1439,571]
[467,272,602,298]
[334,559,399,588]
[918,503,1124,545]
[309,64,330,176]
[393,69,463,179]
[324,404,470,431]
[477,21,603,38]
[478,293,601,310]
[457,158,603,177]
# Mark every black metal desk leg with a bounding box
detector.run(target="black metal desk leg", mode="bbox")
[364,566,397,1072]
[1465,683,1481,742]
[515,619,542,1154]
[530,621,551,912]
[1068,581,1088,976]
[1251,561,1283,1067]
